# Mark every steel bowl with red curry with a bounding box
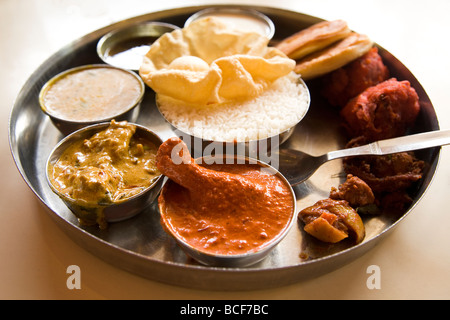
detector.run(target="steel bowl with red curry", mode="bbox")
[156,138,296,263]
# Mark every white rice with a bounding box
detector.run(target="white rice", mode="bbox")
[157,72,310,142]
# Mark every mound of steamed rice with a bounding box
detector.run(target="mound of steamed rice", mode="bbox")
[156,72,310,142]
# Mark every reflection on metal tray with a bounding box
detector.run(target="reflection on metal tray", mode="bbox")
[8,5,440,290]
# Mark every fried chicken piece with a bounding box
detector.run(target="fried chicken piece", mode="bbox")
[322,47,389,108]
[342,136,425,213]
[343,150,424,194]
[340,78,420,142]
[155,137,267,211]
[330,174,375,207]
[299,198,365,244]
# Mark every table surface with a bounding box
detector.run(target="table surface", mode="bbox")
[2,0,449,300]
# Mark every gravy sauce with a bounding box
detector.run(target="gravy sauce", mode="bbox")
[49,121,159,207]
[212,13,272,38]
[42,66,142,122]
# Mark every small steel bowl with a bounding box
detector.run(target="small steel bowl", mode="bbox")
[158,154,297,267]
[97,21,179,70]
[39,64,145,135]
[46,122,163,228]
[185,7,275,40]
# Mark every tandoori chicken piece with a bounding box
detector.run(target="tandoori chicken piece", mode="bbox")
[156,137,285,213]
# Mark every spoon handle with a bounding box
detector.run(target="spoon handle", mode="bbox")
[326,129,450,161]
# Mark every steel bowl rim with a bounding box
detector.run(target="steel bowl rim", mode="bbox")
[96,21,180,69]
[155,75,311,145]
[184,6,276,40]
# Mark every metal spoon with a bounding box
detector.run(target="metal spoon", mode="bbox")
[278,129,450,186]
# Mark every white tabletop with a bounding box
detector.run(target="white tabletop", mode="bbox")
[2,0,449,299]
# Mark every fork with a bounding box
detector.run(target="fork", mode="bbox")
[277,129,450,186]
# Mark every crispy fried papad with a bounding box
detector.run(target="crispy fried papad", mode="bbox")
[139,17,295,105]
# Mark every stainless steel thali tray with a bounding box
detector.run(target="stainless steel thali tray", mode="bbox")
[8,5,440,290]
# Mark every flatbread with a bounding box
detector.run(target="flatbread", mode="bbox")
[275,19,351,60]
[294,32,373,80]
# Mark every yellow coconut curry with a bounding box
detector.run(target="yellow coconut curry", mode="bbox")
[48,121,160,226]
